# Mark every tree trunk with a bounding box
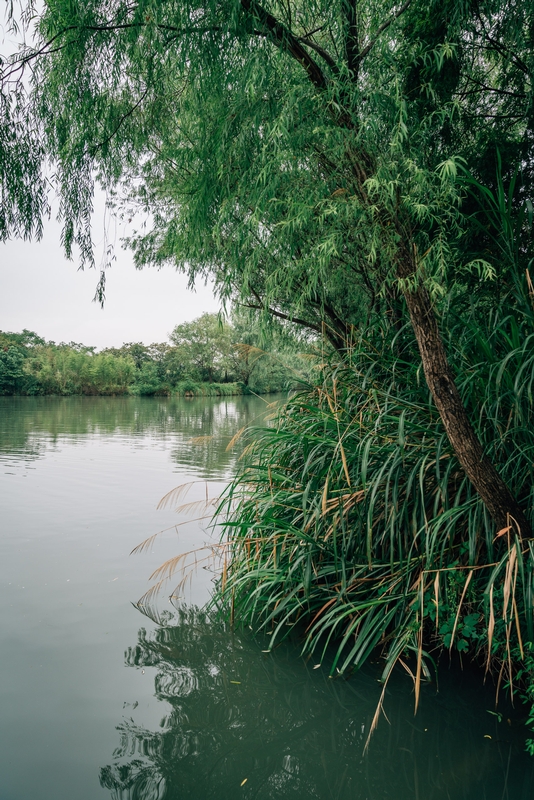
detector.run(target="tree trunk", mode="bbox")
[397,257,531,536]
[239,2,531,538]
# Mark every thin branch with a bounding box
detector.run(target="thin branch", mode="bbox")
[358,0,412,61]
[297,36,338,73]
[240,0,328,90]
[459,75,527,100]
[89,86,150,156]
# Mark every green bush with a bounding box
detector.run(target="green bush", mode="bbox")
[0,346,26,394]
[213,304,534,709]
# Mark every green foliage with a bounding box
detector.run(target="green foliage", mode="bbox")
[521,643,534,756]
[169,313,233,383]
[0,312,303,395]
[3,0,533,339]
[214,295,534,691]
[0,345,26,394]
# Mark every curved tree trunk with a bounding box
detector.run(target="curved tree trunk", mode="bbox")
[239,0,531,538]
[398,258,531,536]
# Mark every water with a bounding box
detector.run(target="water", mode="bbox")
[0,395,532,800]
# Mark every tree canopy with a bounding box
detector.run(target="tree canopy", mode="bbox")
[1,1,532,321]
[1,1,534,526]
[0,314,306,394]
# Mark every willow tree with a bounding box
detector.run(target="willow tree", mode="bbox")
[1,0,533,531]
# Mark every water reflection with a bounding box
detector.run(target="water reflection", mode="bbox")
[0,395,274,477]
[100,608,534,800]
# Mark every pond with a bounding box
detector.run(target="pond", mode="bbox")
[0,395,532,799]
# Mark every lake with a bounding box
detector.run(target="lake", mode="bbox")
[0,395,532,799]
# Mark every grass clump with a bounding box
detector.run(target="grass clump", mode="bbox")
[213,308,534,721]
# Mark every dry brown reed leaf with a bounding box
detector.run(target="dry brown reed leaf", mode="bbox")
[398,657,415,682]
[221,552,228,594]
[364,678,391,755]
[321,491,364,515]
[238,443,255,461]
[449,569,474,651]
[322,491,365,540]
[149,552,189,583]
[321,476,329,516]
[305,597,337,633]
[506,618,514,702]
[485,584,495,677]
[157,481,208,510]
[226,426,246,452]
[130,516,212,555]
[131,531,161,556]
[502,543,517,622]
[233,343,265,360]
[173,498,218,517]
[324,389,337,417]
[137,579,168,608]
[339,443,351,487]
[513,594,524,660]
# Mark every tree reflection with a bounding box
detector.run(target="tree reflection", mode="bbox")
[0,394,274,477]
[99,607,533,800]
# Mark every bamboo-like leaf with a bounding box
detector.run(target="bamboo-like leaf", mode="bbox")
[449,570,474,651]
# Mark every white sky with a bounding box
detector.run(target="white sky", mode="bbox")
[0,201,220,350]
[0,9,220,351]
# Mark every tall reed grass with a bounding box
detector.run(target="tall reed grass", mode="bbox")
[212,301,534,727]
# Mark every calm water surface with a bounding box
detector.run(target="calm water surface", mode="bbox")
[0,396,533,800]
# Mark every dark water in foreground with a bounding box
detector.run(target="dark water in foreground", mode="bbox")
[0,395,533,800]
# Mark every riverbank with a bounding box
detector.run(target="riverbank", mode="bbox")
[211,349,534,753]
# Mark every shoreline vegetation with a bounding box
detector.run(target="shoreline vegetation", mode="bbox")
[209,309,534,750]
[140,296,534,752]
[3,0,534,761]
[0,312,311,398]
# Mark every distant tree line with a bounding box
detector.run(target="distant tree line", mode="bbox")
[0,312,310,396]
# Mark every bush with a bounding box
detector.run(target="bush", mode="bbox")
[213,305,534,710]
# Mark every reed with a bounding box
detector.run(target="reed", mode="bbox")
[212,302,534,719]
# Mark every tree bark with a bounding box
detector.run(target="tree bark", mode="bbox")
[240,1,531,538]
[397,256,531,536]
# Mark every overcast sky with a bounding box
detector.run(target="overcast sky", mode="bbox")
[0,199,221,350]
[0,11,221,350]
